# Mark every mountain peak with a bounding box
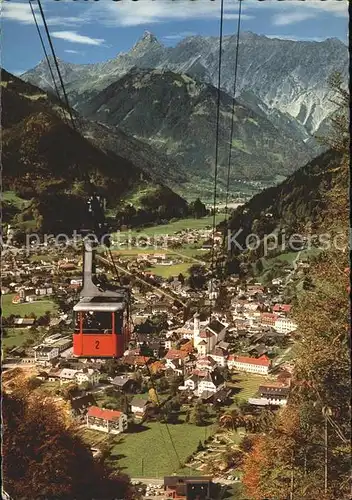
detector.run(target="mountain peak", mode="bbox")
[130,31,162,55]
[134,30,159,46]
[142,30,157,42]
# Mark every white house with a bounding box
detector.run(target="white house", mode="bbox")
[59,368,79,384]
[34,346,59,362]
[184,375,199,392]
[209,347,228,367]
[86,406,128,434]
[130,397,149,420]
[197,372,224,397]
[75,368,100,386]
[228,355,271,375]
[196,355,217,372]
[274,318,297,334]
[164,349,189,369]
[248,385,289,407]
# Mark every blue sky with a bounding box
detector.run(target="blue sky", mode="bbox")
[2,0,349,75]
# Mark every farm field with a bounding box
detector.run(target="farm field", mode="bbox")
[2,293,57,318]
[2,328,31,348]
[110,246,207,260]
[227,372,270,406]
[109,419,216,477]
[146,263,192,279]
[112,214,225,239]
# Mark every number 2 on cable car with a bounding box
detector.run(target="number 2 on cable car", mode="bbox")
[95,340,100,349]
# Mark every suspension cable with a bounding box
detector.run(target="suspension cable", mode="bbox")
[129,317,179,473]
[224,0,243,225]
[98,252,183,469]
[34,0,77,131]
[107,247,121,285]
[28,1,63,111]
[210,0,225,315]
[222,0,243,278]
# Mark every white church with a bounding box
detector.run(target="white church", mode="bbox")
[193,313,227,356]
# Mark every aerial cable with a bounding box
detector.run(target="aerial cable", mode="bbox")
[106,247,121,285]
[221,0,243,279]
[210,0,225,316]
[34,0,77,132]
[98,253,183,469]
[32,0,92,191]
[28,1,64,117]
[131,317,181,472]
[224,0,243,228]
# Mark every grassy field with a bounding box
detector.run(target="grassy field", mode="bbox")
[109,419,216,477]
[111,246,207,260]
[146,263,192,278]
[227,372,269,406]
[2,293,57,318]
[112,214,225,239]
[2,328,32,348]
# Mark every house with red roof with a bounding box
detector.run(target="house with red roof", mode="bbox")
[228,354,271,374]
[260,312,278,327]
[86,406,128,434]
[164,349,189,373]
[273,304,292,315]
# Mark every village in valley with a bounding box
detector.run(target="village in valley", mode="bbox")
[2,222,306,499]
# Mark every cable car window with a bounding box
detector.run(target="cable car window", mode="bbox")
[82,311,112,333]
[74,312,83,333]
[114,312,123,334]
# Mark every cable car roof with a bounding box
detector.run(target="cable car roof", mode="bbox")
[73,299,125,312]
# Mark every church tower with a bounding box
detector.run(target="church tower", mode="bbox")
[193,312,200,349]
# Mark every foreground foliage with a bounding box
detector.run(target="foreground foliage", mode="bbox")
[3,377,136,499]
[241,72,350,499]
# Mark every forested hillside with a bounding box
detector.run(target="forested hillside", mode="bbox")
[239,73,350,499]
[1,69,189,236]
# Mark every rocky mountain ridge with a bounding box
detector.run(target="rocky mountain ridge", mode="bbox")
[78,67,315,184]
[22,31,348,134]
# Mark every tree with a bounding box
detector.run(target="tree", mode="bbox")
[160,399,179,424]
[188,264,207,290]
[178,273,185,285]
[255,258,264,274]
[60,383,79,400]
[189,403,209,426]
[101,358,122,378]
[156,377,169,393]
[169,374,183,397]
[79,381,92,392]
[191,198,207,219]
[196,440,205,452]
[3,388,135,499]
[242,78,350,498]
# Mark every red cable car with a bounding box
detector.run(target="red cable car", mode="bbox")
[73,238,130,358]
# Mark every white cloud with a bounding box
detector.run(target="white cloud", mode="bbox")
[51,31,105,46]
[162,31,197,42]
[47,17,82,28]
[86,0,253,27]
[1,1,42,25]
[1,1,82,27]
[247,0,348,15]
[272,11,315,26]
[64,49,83,54]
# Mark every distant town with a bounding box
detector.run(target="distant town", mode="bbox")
[2,219,309,499]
